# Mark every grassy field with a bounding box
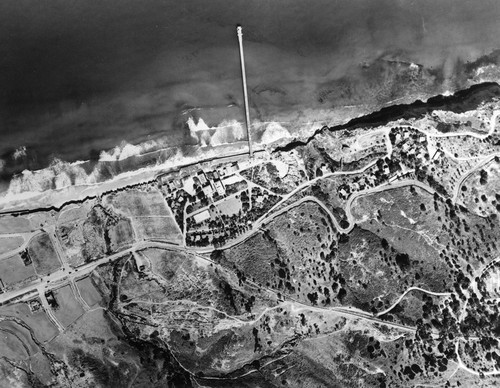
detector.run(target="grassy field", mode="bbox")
[0,215,32,233]
[27,233,61,276]
[0,329,29,360]
[0,320,39,355]
[134,217,182,243]
[0,301,58,342]
[216,196,241,216]
[57,203,93,224]
[108,218,135,252]
[29,352,54,386]
[0,253,36,287]
[0,235,23,255]
[52,285,86,328]
[105,189,171,217]
[76,276,102,307]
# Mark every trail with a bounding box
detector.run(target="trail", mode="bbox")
[375,287,452,317]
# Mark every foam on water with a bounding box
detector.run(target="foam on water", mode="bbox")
[0,115,298,203]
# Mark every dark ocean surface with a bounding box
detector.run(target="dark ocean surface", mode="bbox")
[1,0,500,180]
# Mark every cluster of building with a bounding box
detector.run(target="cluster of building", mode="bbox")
[160,162,239,200]
[392,127,430,165]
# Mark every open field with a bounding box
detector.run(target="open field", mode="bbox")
[29,352,55,386]
[0,301,58,342]
[76,276,102,307]
[0,235,24,255]
[134,216,182,242]
[27,232,61,276]
[0,216,32,233]
[105,189,171,217]
[57,203,93,224]
[0,329,29,360]
[108,218,135,252]
[0,253,36,288]
[216,196,242,216]
[52,285,86,328]
[0,320,39,355]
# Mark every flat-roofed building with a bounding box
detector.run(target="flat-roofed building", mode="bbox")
[198,171,207,185]
[214,180,226,196]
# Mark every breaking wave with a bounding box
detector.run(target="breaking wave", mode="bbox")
[13,146,27,160]
[6,158,99,195]
[187,117,248,147]
[99,139,166,161]
[1,115,294,202]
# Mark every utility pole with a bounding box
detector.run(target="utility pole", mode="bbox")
[236,25,253,158]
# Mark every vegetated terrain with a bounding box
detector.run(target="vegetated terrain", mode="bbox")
[0,235,23,255]
[4,84,500,387]
[0,253,36,289]
[240,151,307,194]
[214,201,337,307]
[51,284,86,328]
[104,187,182,243]
[57,201,134,267]
[76,276,103,307]
[27,232,61,276]
[458,157,500,216]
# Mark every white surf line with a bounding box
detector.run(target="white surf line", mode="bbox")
[375,287,452,317]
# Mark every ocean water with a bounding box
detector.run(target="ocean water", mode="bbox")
[1,0,500,188]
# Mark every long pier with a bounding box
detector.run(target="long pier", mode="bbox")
[236,25,253,158]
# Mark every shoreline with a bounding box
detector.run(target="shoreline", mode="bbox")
[1,81,499,214]
[0,142,266,214]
